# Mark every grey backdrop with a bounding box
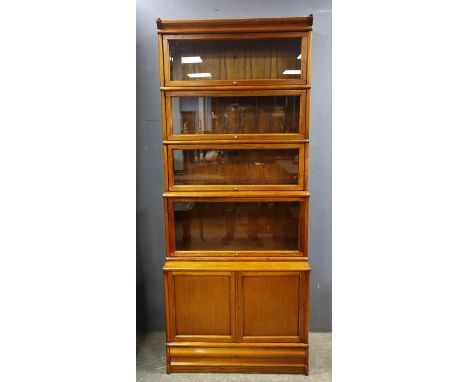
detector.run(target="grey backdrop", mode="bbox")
[137,0,331,331]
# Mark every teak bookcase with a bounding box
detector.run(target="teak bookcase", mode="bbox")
[156,15,313,375]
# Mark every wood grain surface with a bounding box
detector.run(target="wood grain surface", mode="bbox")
[157,15,313,375]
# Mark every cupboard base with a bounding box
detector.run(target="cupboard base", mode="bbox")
[166,343,309,375]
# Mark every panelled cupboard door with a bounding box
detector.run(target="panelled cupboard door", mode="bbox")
[165,271,236,342]
[237,272,308,343]
[162,32,309,87]
[167,143,305,192]
[164,90,307,141]
[164,196,309,258]
[164,268,310,344]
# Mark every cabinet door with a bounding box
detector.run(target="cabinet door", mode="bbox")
[162,32,309,87]
[165,197,308,258]
[167,144,304,191]
[165,271,236,342]
[236,272,308,343]
[165,90,306,140]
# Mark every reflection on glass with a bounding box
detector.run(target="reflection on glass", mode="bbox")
[181,56,202,64]
[283,69,301,75]
[172,96,300,135]
[174,202,300,251]
[173,149,299,186]
[170,39,302,81]
[187,73,212,78]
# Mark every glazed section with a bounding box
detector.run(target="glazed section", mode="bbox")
[169,37,303,82]
[172,201,300,252]
[170,95,301,137]
[171,148,300,187]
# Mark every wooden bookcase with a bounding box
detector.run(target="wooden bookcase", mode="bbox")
[157,15,313,375]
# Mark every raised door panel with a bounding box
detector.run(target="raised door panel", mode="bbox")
[167,272,235,342]
[237,272,307,343]
[162,32,308,87]
[167,144,304,191]
[164,90,306,140]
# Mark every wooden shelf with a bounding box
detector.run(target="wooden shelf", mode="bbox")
[163,191,310,198]
[163,261,311,272]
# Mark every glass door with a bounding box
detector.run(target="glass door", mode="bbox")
[165,90,306,140]
[167,144,304,191]
[165,197,308,257]
[163,32,309,86]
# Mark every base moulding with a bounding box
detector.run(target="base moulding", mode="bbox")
[166,343,309,375]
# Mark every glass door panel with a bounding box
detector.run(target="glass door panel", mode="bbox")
[169,145,303,191]
[164,33,307,86]
[171,201,301,252]
[169,93,304,138]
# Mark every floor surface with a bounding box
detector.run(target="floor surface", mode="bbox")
[136,332,331,382]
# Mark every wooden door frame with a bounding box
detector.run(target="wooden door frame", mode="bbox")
[163,89,307,141]
[235,271,307,343]
[164,196,309,258]
[162,32,309,87]
[166,271,237,342]
[166,143,305,192]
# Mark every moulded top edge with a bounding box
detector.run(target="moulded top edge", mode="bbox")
[156,15,313,32]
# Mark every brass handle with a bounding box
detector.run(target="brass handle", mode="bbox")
[234,187,239,191]
[233,135,238,139]
[233,81,238,85]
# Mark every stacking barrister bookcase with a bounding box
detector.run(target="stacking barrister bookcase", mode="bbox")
[157,15,313,375]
